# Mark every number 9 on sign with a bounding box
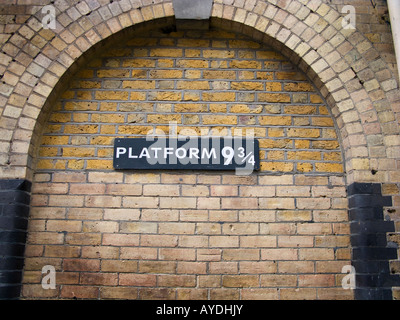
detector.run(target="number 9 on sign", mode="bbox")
[221,146,234,165]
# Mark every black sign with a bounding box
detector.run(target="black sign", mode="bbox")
[113,137,259,173]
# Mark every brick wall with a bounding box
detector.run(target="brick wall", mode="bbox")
[0,0,399,300]
[21,29,352,300]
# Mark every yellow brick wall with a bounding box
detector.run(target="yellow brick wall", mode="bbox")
[22,29,352,300]
[36,29,344,175]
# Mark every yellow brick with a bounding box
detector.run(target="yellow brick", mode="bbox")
[147,114,181,124]
[158,59,174,67]
[97,148,113,158]
[310,94,323,103]
[99,102,118,111]
[210,61,228,68]
[41,136,69,145]
[265,82,282,91]
[77,69,94,78]
[287,128,320,138]
[295,140,310,149]
[68,159,85,170]
[149,92,181,101]
[73,113,90,122]
[231,40,261,49]
[37,159,66,170]
[183,92,200,101]
[287,151,321,160]
[150,48,183,57]
[238,71,256,80]
[315,163,344,173]
[61,90,75,99]
[202,92,235,102]
[175,104,208,113]
[267,151,285,160]
[118,126,152,135]
[122,81,156,89]
[230,105,263,114]
[177,81,210,90]
[97,69,130,78]
[130,92,147,101]
[256,51,285,59]
[321,129,337,139]
[49,113,71,123]
[259,116,292,126]
[258,93,291,103]
[202,115,237,125]
[183,115,200,124]
[268,128,284,137]
[177,60,208,68]
[231,82,263,91]
[276,71,306,80]
[64,125,99,134]
[297,163,314,172]
[76,91,92,100]
[256,72,274,80]
[95,91,129,101]
[203,70,236,79]
[284,105,317,115]
[39,147,58,157]
[203,50,235,59]
[64,102,98,111]
[230,60,261,69]
[323,152,342,161]
[209,104,227,113]
[284,82,314,92]
[311,117,334,127]
[261,162,294,172]
[122,59,156,68]
[86,136,112,146]
[185,70,202,79]
[63,147,95,157]
[44,125,62,134]
[312,141,339,150]
[91,114,125,123]
[259,139,292,149]
[86,160,113,169]
[103,48,131,57]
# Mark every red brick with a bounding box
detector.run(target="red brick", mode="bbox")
[119,274,156,287]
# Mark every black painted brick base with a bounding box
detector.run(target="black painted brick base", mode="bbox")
[348,182,400,300]
[0,179,31,300]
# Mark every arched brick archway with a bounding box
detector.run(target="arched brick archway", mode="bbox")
[0,0,398,182]
[0,0,399,300]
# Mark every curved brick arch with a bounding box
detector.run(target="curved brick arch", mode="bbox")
[0,1,176,181]
[0,0,398,184]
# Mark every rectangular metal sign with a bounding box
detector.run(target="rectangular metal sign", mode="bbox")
[113,137,259,172]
